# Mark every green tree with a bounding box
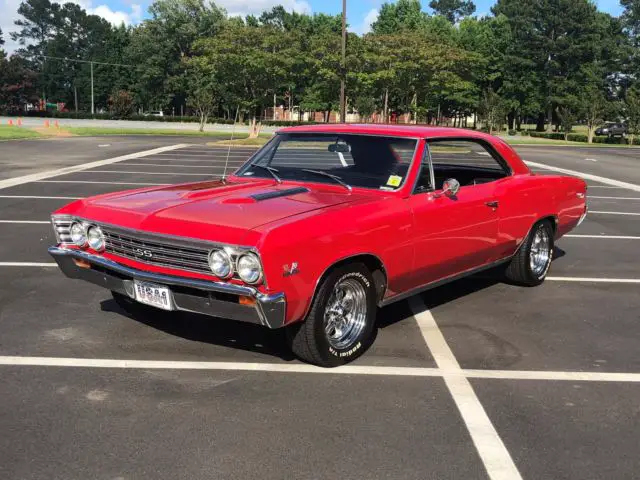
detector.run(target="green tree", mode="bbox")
[478,88,507,134]
[429,0,476,23]
[624,85,640,145]
[371,0,428,34]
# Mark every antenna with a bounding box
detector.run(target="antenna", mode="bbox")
[222,105,240,183]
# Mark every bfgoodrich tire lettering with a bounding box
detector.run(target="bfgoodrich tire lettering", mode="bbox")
[505,220,554,286]
[286,263,377,367]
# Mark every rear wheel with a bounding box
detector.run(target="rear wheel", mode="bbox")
[286,263,377,367]
[505,220,554,286]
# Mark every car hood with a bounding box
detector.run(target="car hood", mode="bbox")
[76,179,372,245]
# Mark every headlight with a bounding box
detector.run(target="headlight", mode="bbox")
[237,253,263,284]
[86,226,105,251]
[70,222,87,247]
[209,249,233,278]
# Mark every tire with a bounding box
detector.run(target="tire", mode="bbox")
[505,220,554,286]
[286,263,377,367]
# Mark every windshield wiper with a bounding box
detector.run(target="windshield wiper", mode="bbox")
[301,169,352,192]
[251,164,282,184]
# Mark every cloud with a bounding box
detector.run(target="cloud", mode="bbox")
[222,0,311,17]
[351,8,378,35]
[89,4,134,25]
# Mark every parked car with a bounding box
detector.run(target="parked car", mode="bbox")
[49,125,588,367]
[145,111,164,117]
[595,122,627,137]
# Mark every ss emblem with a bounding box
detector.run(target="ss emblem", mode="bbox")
[134,248,153,258]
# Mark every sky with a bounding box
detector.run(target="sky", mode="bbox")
[0,0,626,53]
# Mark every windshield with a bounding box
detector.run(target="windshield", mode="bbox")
[236,133,417,191]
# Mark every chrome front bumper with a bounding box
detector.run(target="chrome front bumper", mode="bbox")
[48,247,286,328]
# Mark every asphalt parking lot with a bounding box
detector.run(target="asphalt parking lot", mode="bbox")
[0,136,639,480]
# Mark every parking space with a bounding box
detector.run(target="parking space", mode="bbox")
[1,138,639,479]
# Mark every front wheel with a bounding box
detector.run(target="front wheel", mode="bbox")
[505,220,554,286]
[286,263,377,367]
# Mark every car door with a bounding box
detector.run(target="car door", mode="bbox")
[407,138,503,286]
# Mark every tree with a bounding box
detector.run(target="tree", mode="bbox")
[578,85,607,143]
[478,89,507,134]
[108,90,133,118]
[371,0,428,34]
[184,55,217,131]
[429,0,476,23]
[624,85,640,145]
[556,103,577,140]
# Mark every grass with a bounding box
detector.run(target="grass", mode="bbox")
[65,127,245,137]
[0,126,43,140]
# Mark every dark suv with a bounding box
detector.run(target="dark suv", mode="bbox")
[595,123,627,137]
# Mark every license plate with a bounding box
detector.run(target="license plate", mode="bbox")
[133,281,174,311]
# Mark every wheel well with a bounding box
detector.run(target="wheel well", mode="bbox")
[539,215,558,234]
[316,254,388,305]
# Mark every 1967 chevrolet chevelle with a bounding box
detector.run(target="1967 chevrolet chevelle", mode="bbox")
[49,125,587,367]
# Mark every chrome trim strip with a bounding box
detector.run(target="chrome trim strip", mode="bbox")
[48,247,286,328]
[379,256,512,307]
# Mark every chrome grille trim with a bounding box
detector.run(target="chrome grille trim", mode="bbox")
[51,215,73,244]
[102,228,212,275]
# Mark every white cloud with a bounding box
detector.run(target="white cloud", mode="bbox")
[352,8,378,35]
[89,4,133,25]
[223,0,311,18]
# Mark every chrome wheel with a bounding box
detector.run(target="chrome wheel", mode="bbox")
[324,278,368,349]
[529,226,551,277]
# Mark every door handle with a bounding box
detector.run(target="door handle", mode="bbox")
[485,200,499,208]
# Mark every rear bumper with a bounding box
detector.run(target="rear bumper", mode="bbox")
[48,246,286,329]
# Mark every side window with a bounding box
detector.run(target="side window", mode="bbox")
[427,139,509,190]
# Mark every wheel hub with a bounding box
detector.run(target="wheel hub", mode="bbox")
[324,278,367,350]
[529,226,551,276]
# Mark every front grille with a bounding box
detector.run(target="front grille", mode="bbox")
[103,228,212,274]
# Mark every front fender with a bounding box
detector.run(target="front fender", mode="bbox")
[256,197,414,324]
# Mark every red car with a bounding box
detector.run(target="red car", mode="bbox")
[49,125,587,367]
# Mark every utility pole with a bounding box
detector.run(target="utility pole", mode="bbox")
[339,0,347,123]
[90,61,94,115]
[40,56,132,116]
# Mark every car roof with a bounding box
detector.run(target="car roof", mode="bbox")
[277,123,498,141]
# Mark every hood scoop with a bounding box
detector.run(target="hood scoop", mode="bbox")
[250,187,310,202]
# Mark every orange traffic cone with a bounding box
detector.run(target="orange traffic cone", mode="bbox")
[44,120,50,128]
[8,119,13,126]
[17,118,22,126]
[54,120,60,129]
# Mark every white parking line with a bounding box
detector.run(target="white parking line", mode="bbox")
[0,144,188,191]
[35,180,169,186]
[409,297,522,480]
[4,355,640,383]
[0,195,81,200]
[588,211,640,216]
[77,170,213,176]
[587,186,628,189]
[525,160,640,192]
[589,196,640,200]
[564,234,640,240]
[546,277,640,283]
[0,263,56,267]
[0,220,49,224]
[119,163,221,169]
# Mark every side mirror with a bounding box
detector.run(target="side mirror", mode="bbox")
[328,142,350,153]
[441,178,460,198]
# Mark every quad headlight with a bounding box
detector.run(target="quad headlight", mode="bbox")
[70,222,87,247]
[209,249,233,279]
[87,226,105,251]
[237,253,263,284]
